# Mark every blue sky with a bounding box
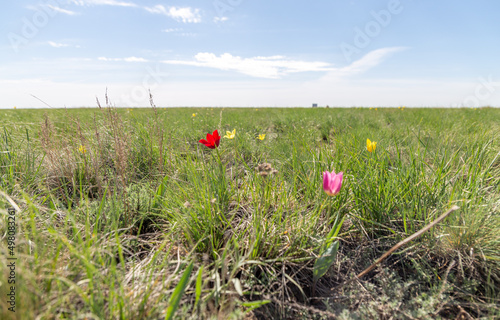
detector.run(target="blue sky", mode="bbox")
[1,0,500,108]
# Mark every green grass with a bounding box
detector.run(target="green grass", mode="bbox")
[0,106,499,319]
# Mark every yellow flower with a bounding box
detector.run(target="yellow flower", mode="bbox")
[13,106,16,109]
[192,113,196,117]
[224,129,236,139]
[366,139,377,153]
[257,134,266,140]
[78,145,87,154]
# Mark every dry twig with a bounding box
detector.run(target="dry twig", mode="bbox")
[338,205,460,289]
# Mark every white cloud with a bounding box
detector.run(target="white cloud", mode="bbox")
[177,33,197,37]
[162,28,182,33]
[68,2,202,24]
[123,57,147,62]
[162,53,334,79]
[214,16,228,23]
[98,56,148,62]
[145,5,201,23]
[48,41,70,48]
[45,5,79,15]
[169,7,201,23]
[47,41,80,48]
[161,47,404,79]
[319,47,407,81]
[69,0,137,7]
[161,28,196,37]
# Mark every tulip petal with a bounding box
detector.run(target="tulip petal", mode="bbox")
[207,133,215,145]
[213,130,220,140]
[323,172,331,192]
[211,130,220,147]
[331,172,343,194]
[329,175,337,194]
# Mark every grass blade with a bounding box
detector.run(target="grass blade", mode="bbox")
[165,262,194,320]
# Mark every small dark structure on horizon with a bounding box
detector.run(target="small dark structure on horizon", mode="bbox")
[312,103,318,108]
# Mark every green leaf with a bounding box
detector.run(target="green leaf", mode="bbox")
[194,265,203,307]
[241,300,271,313]
[165,262,194,320]
[313,240,339,283]
[326,215,345,247]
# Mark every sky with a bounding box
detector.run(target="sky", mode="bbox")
[1,0,500,108]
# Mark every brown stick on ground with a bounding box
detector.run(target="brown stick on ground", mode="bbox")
[337,205,460,289]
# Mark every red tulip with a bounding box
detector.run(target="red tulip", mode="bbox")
[199,130,221,149]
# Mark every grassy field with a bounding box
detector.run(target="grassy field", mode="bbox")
[0,105,499,319]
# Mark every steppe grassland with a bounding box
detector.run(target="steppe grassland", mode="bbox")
[0,106,499,319]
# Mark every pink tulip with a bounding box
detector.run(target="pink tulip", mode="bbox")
[323,170,343,196]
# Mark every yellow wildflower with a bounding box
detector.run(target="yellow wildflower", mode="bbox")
[257,134,266,140]
[224,129,236,139]
[78,145,87,154]
[366,139,377,153]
